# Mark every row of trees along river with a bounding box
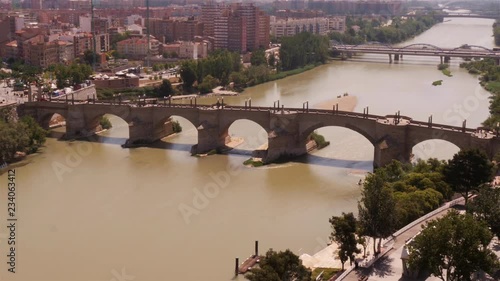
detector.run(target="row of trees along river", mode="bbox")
[327,150,500,280]
[243,151,500,281]
[0,109,47,164]
[329,14,442,45]
[461,20,500,129]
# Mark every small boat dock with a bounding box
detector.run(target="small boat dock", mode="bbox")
[235,241,262,275]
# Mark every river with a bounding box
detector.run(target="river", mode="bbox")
[0,18,495,281]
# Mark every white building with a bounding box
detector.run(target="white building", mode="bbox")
[270,16,347,38]
[126,14,144,26]
[126,24,144,35]
[178,41,198,59]
[270,17,329,38]
[79,15,91,33]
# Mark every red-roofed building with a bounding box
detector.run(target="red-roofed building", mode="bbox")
[116,35,159,60]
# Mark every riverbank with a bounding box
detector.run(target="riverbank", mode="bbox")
[460,59,500,128]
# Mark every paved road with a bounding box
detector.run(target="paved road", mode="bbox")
[346,212,449,281]
[341,207,456,281]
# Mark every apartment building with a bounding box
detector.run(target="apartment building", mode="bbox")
[201,1,225,37]
[116,35,159,59]
[270,16,346,38]
[207,2,270,52]
[23,38,59,68]
[270,17,329,38]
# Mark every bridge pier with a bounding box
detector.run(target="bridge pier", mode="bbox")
[444,56,450,63]
[440,56,443,64]
[265,134,307,164]
[191,111,228,155]
[389,54,392,63]
[263,114,307,163]
[65,108,97,139]
[394,54,400,61]
[373,130,411,168]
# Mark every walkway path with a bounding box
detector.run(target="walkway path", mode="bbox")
[338,198,466,281]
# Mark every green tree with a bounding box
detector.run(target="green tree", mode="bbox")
[229,71,248,89]
[18,116,47,153]
[329,212,360,270]
[180,61,197,90]
[245,249,311,281]
[280,32,329,71]
[54,63,92,88]
[357,173,397,254]
[470,186,500,237]
[408,210,498,281]
[251,49,267,66]
[198,75,219,94]
[443,149,494,207]
[0,121,28,162]
[156,79,174,97]
[268,53,276,67]
[83,50,99,65]
[0,116,46,163]
[99,116,112,130]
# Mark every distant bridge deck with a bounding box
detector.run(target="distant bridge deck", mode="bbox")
[406,13,500,20]
[331,43,500,61]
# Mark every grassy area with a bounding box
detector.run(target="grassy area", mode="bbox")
[193,149,218,157]
[432,80,443,86]
[441,69,452,77]
[311,268,343,281]
[243,158,264,167]
[485,81,500,94]
[267,64,318,82]
[99,116,112,130]
[438,63,452,77]
[310,131,330,149]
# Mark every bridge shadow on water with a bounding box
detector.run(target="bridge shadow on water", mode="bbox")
[48,131,195,152]
[47,132,373,169]
[226,148,373,170]
[292,153,373,170]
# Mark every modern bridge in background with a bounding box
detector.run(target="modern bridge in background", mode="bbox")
[330,42,500,64]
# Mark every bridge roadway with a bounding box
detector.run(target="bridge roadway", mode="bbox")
[18,99,500,168]
[405,13,500,20]
[331,43,500,64]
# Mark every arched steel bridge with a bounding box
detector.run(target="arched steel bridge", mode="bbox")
[330,42,500,63]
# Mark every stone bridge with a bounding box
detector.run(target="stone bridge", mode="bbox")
[18,100,500,168]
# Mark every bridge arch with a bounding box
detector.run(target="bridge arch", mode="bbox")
[299,124,375,168]
[411,139,461,162]
[221,118,270,151]
[86,113,131,144]
[450,45,494,53]
[155,114,199,149]
[352,41,394,50]
[301,123,376,145]
[399,43,443,52]
[39,111,68,130]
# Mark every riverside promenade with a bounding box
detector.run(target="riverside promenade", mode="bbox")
[336,197,468,281]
